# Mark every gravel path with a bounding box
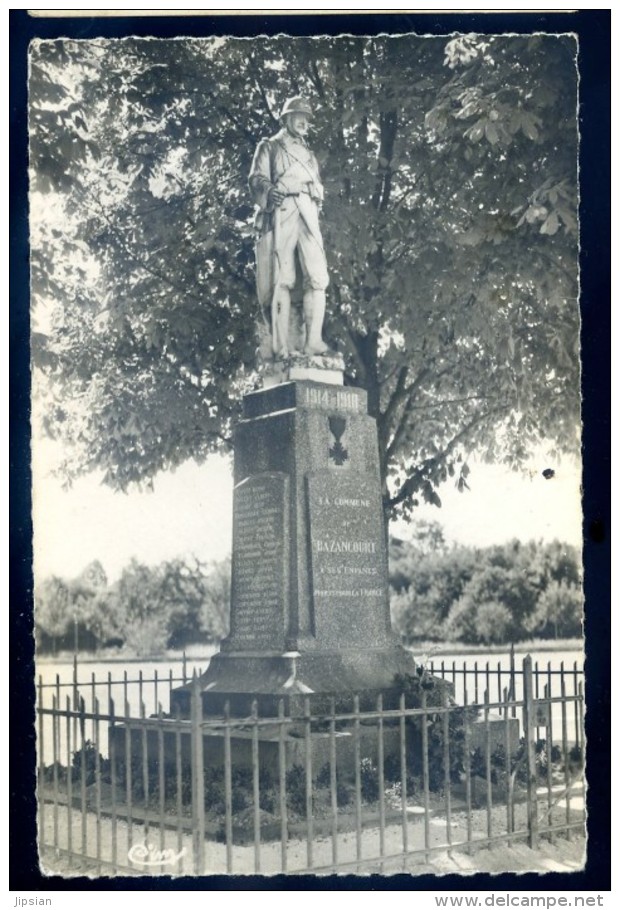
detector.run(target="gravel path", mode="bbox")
[38,799,586,879]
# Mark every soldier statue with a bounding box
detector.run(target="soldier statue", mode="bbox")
[249,96,330,359]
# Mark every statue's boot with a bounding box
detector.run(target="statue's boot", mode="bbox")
[303,289,329,355]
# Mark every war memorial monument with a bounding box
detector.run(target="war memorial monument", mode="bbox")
[172,97,417,727]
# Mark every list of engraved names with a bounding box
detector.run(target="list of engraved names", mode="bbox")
[230,474,288,648]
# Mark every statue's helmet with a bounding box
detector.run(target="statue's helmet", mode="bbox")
[279,96,314,122]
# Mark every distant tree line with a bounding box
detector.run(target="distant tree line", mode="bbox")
[35,556,230,657]
[389,523,583,645]
[36,524,583,656]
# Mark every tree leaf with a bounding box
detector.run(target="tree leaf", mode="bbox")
[520,112,540,141]
[466,120,485,143]
[540,211,560,235]
[485,121,500,145]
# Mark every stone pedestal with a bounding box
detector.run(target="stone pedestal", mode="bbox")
[111,722,402,777]
[172,378,415,717]
[261,351,345,388]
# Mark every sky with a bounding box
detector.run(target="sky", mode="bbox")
[32,437,583,585]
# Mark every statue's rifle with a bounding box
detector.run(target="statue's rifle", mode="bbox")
[270,202,281,355]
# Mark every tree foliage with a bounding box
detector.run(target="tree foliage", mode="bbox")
[36,575,71,652]
[35,535,582,654]
[29,33,580,516]
[525,579,583,639]
[389,535,583,645]
[35,556,231,655]
[35,561,110,652]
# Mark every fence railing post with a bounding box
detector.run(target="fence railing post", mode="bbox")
[509,644,516,718]
[522,655,539,849]
[190,672,205,874]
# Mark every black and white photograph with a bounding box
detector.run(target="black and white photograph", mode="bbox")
[14,9,610,886]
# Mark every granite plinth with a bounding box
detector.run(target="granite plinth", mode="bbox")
[111,719,402,778]
[470,713,521,754]
[171,646,416,717]
[172,379,415,719]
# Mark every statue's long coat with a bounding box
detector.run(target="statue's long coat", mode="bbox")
[249,128,328,309]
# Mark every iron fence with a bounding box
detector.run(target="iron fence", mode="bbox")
[36,655,585,876]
